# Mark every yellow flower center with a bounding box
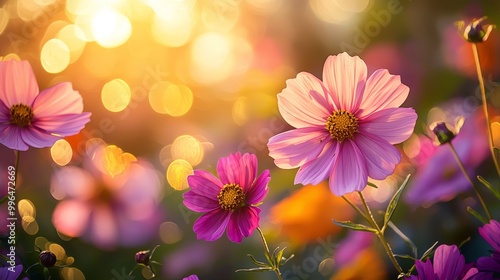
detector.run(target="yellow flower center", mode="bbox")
[217,183,246,211]
[325,110,359,142]
[10,104,34,127]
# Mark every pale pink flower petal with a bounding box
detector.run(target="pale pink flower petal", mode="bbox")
[32,82,84,117]
[0,125,29,151]
[193,209,231,241]
[245,169,270,205]
[295,141,338,185]
[329,141,368,195]
[268,127,329,169]
[20,127,62,148]
[360,107,417,144]
[355,133,401,180]
[0,60,39,107]
[278,72,332,128]
[227,206,260,243]
[322,53,367,112]
[358,69,409,118]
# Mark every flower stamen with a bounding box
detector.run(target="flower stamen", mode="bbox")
[10,104,34,127]
[325,110,359,142]
[217,183,245,211]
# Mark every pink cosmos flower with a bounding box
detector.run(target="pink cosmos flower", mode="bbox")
[0,59,91,151]
[183,152,270,243]
[267,52,417,195]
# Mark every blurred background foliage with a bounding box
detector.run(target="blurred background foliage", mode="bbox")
[1,0,500,279]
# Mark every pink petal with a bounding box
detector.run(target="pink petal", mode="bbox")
[193,209,231,241]
[227,206,260,243]
[278,72,332,128]
[20,126,61,148]
[33,112,91,136]
[322,53,367,113]
[0,101,9,122]
[267,127,329,169]
[329,140,368,195]
[360,107,417,144]
[0,125,29,151]
[354,133,401,180]
[246,169,270,205]
[433,245,464,280]
[0,60,39,107]
[89,204,118,249]
[33,82,84,117]
[52,200,91,237]
[217,152,258,188]
[183,191,220,213]
[295,140,338,185]
[357,69,409,118]
[187,170,223,198]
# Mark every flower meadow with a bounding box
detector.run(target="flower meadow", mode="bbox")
[1,1,500,280]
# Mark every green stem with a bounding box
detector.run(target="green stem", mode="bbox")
[256,227,282,280]
[472,43,500,178]
[341,195,371,224]
[358,192,403,274]
[14,150,20,189]
[447,142,493,220]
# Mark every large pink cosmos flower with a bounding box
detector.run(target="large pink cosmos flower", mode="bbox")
[267,52,417,196]
[0,59,90,151]
[183,152,270,243]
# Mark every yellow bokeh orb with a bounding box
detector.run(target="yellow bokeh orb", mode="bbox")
[101,79,131,112]
[51,139,73,166]
[166,159,193,191]
[41,39,70,74]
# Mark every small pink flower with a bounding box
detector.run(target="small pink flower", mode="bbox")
[267,52,417,196]
[0,59,91,151]
[183,152,270,243]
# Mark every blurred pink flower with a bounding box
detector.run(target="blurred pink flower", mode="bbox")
[404,110,488,206]
[183,275,199,280]
[0,60,91,151]
[183,152,270,243]
[51,144,163,249]
[267,52,417,195]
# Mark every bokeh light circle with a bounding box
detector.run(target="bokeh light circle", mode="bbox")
[41,39,70,73]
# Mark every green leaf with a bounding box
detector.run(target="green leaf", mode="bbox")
[367,181,378,188]
[477,176,500,200]
[383,174,411,228]
[281,254,294,266]
[388,221,417,259]
[246,254,268,267]
[274,247,286,267]
[467,207,488,224]
[393,254,416,260]
[236,267,274,273]
[333,220,377,233]
[458,237,471,249]
[420,241,439,261]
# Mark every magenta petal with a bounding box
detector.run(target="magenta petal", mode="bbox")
[217,152,257,188]
[227,206,260,243]
[329,140,368,195]
[360,107,417,144]
[34,112,91,136]
[358,69,409,118]
[355,133,401,180]
[246,169,270,205]
[0,125,29,151]
[415,259,436,280]
[183,191,220,213]
[193,209,231,241]
[278,72,332,128]
[295,140,338,185]
[187,170,223,198]
[0,60,39,107]
[33,82,84,117]
[322,53,367,112]
[479,220,500,252]
[268,127,329,169]
[20,126,61,148]
[433,245,464,280]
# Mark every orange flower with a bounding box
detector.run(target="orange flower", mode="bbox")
[330,248,387,280]
[270,182,354,244]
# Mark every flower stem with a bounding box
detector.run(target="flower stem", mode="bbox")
[256,227,283,280]
[447,142,492,220]
[14,150,20,189]
[358,192,403,274]
[472,43,500,178]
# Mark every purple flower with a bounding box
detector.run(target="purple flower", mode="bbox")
[476,220,500,277]
[404,110,488,206]
[183,275,199,280]
[267,52,417,196]
[0,59,91,151]
[183,152,270,243]
[407,244,477,280]
[479,220,500,252]
[0,265,23,280]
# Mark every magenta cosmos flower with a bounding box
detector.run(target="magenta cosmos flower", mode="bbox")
[267,52,417,195]
[183,152,270,243]
[0,59,90,151]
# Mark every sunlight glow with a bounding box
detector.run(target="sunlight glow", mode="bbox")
[91,8,131,48]
[101,78,131,112]
[166,159,193,191]
[171,135,204,166]
[51,139,73,166]
[41,39,70,73]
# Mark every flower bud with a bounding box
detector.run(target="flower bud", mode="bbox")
[457,17,495,43]
[39,250,57,267]
[432,122,455,145]
[135,250,150,265]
